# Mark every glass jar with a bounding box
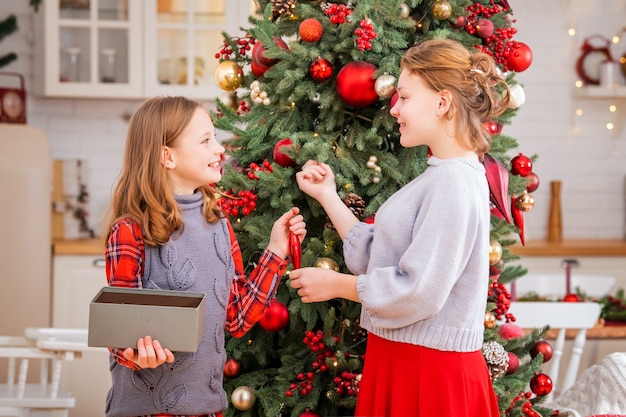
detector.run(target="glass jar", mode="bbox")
[100,48,117,83]
[60,47,81,82]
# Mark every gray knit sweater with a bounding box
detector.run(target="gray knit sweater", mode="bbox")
[107,192,231,416]
[346,156,490,352]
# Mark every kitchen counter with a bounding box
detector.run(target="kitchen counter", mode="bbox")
[53,238,104,256]
[510,240,626,257]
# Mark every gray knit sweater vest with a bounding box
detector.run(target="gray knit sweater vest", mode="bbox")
[106,192,232,417]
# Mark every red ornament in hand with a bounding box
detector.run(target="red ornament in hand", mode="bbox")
[310,57,333,82]
[273,138,295,167]
[336,61,379,108]
[289,231,301,269]
[530,373,553,396]
[530,340,553,363]
[259,300,289,332]
[507,42,533,72]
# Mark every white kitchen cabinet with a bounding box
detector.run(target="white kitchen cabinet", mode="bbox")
[52,254,110,417]
[34,0,254,99]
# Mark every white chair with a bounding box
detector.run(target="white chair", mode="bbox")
[509,301,602,403]
[0,328,100,417]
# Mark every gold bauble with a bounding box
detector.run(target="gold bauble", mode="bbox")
[231,386,256,411]
[214,60,244,91]
[218,91,239,111]
[399,2,410,19]
[515,191,535,212]
[484,311,496,328]
[374,74,397,99]
[313,257,340,272]
[489,240,502,265]
[431,0,452,20]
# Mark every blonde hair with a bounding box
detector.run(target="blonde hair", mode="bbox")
[401,38,510,159]
[104,96,223,247]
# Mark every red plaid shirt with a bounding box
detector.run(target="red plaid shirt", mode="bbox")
[105,218,287,417]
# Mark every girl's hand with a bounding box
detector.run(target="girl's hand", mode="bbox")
[295,161,338,203]
[290,267,360,303]
[267,207,306,259]
[122,336,175,369]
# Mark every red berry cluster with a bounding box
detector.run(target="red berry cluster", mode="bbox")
[488,281,513,321]
[237,100,251,115]
[505,391,540,417]
[219,189,258,217]
[321,3,353,24]
[246,159,273,180]
[333,371,359,396]
[214,35,256,60]
[462,3,519,69]
[286,330,338,397]
[354,19,377,51]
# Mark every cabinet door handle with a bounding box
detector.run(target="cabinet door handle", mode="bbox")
[93,259,106,268]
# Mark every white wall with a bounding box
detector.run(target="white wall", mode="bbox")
[1,0,625,241]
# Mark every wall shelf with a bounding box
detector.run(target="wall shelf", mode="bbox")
[572,85,626,98]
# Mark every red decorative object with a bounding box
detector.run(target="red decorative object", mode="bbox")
[252,41,277,67]
[507,42,533,72]
[498,322,524,340]
[506,352,519,374]
[251,61,270,77]
[0,72,27,124]
[259,300,289,332]
[525,171,540,193]
[336,61,379,108]
[483,153,512,224]
[224,357,242,378]
[476,19,494,39]
[321,2,354,24]
[310,57,333,82]
[576,35,613,85]
[273,138,296,167]
[299,18,324,42]
[530,373,553,396]
[354,19,377,51]
[510,153,532,177]
[289,231,301,269]
[511,195,525,245]
[563,293,581,302]
[452,15,466,29]
[299,409,322,417]
[529,340,553,363]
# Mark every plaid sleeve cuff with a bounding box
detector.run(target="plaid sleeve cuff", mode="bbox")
[259,248,289,276]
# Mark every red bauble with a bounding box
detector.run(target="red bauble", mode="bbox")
[507,42,533,72]
[506,352,519,374]
[252,41,277,67]
[310,57,333,82]
[390,91,399,108]
[530,340,553,363]
[511,153,533,177]
[526,171,540,193]
[299,410,322,417]
[273,138,296,167]
[336,61,379,108]
[563,293,581,302]
[224,357,242,378]
[452,15,466,29]
[497,322,524,340]
[530,373,553,396]
[251,61,270,77]
[476,19,494,38]
[259,300,289,332]
[299,18,324,42]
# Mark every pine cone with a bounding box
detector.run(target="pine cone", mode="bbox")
[271,0,297,21]
[482,341,509,380]
[343,192,366,221]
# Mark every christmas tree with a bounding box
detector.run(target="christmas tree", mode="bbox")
[212,0,553,416]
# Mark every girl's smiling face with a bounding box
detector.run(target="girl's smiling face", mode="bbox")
[163,107,225,195]
[390,70,444,149]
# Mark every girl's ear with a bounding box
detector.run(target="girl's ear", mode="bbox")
[161,145,176,169]
[436,90,452,116]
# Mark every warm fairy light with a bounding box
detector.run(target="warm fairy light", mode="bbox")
[609,105,617,112]
[607,122,615,130]
[612,35,620,44]
[575,108,583,116]
[568,28,576,36]
[575,80,583,88]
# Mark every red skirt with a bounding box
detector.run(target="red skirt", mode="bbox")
[355,333,500,417]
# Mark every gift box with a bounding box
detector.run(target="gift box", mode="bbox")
[88,287,206,352]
